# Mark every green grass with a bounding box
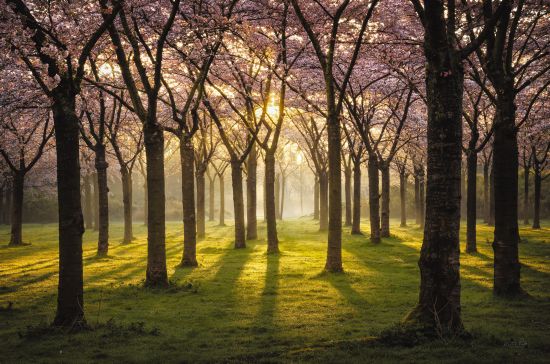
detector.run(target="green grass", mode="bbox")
[1,218,549,363]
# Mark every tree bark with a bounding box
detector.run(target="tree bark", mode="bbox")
[52,90,86,327]
[144,123,168,287]
[344,166,352,227]
[313,175,320,220]
[368,155,380,244]
[95,145,109,256]
[380,163,390,237]
[265,151,279,253]
[523,166,530,225]
[325,114,342,272]
[219,173,225,226]
[492,87,521,297]
[231,160,246,249]
[352,159,362,234]
[196,167,206,240]
[83,174,93,229]
[399,170,407,227]
[8,172,24,246]
[246,144,258,240]
[532,169,541,229]
[121,168,133,244]
[92,172,99,231]
[419,166,425,229]
[461,162,467,218]
[466,152,477,253]
[208,174,215,222]
[180,136,197,267]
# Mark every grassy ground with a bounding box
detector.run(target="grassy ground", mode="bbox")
[0,218,549,363]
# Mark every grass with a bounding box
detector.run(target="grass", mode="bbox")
[0,218,549,363]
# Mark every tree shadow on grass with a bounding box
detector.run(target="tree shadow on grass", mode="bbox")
[252,253,280,334]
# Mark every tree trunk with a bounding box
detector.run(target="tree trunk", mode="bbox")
[399,170,407,227]
[92,172,99,231]
[180,136,197,267]
[483,161,489,224]
[313,176,320,220]
[344,166,352,227]
[196,167,206,240]
[8,172,24,246]
[406,50,464,333]
[121,168,133,244]
[51,91,86,327]
[325,113,342,273]
[95,145,109,256]
[231,160,246,249]
[209,174,215,222]
[265,151,279,253]
[144,122,168,287]
[523,166,529,225]
[489,164,495,226]
[219,173,225,226]
[368,154,380,244]
[319,172,328,231]
[380,164,390,237]
[532,169,541,229]
[492,87,521,297]
[419,167,425,229]
[246,144,257,240]
[461,161,467,218]
[83,174,93,229]
[0,184,4,225]
[466,151,477,253]
[5,184,11,225]
[352,159,362,234]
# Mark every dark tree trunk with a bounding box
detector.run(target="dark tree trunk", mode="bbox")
[313,176,320,220]
[95,146,109,256]
[92,172,99,231]
[180,137,197,267]
[406,46,464,333]
[344,166,352,227]
[492,87,521,297]
[51,91,86,327]
[196,168,206,240]
[461,162,467,218]
[325,114,342,273]
[380,164,390,237]
[209,174,215,222]
[8,172,24,246]
[246,144,257,240]
[219,174,225,226]
[419,167,425,229]
[399,170,407,227]
[414,173,420,225]
[466,152,477,253]
[352,159,362,234]
[532,169,541,229]
[144,123,168,287]
[483,161,490,224]
[489,165,495,226]
[265,151,279,253]
[275,173,281,220]
[319,172,328,231]
[368,155,380,244]
[231,160,246,249]
[84,174,93,229]
[121,168,133,244]
[523,166,529,225]
[5,184,12,225]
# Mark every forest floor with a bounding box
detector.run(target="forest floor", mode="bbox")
[0,218,549,363]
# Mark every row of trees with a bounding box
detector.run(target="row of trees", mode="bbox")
[0,0,548,335]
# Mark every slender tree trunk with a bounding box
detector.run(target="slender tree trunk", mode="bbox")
[461,161,467,218]
[325,112,342,272]
[483,162,489,224]
[532,169,541,229]
[121,168,133,244]
[352,159,362,234]
[523,166,530,225]
[231,160,246,249]
[219,173,225,226]
[313,176,320,220]
[275,173,281,220]
[8,172,24,246]
[414,172,420,225]
[5,184,12,225]
[265,151,279,253]
[466,151,477,253]
[196,168,206,240]
[380,164,390,237]
[406,50,464,332]
[180,136,197,267]
[95,146,109,256]
[368,155,380,244]
[319,172,328,231]
[92,172,99,231]
[489,165,495,226]
[492,88,522,297]
[83,174,93,229]
[419,168,425,229]
[399,170,407,227]
[246,144,257,240]
[344,166,352,227]
[52,91,86,327]
[209,174,215,222]
[144,122,168,287]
